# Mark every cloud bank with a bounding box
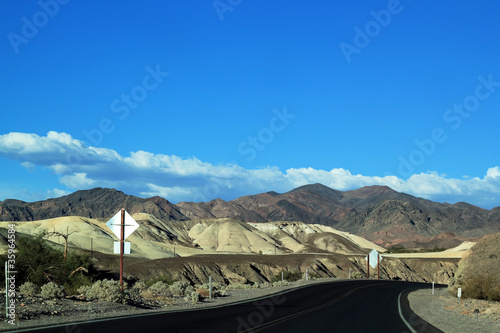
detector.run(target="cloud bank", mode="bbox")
[0,131,499,208]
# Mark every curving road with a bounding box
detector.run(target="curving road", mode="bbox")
[16,280,444,333]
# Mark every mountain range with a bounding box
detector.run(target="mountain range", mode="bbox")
[1,184,499,247]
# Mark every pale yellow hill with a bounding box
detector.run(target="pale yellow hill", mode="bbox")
[188,219,283,254]
[383,241,476,259]
[2,216,466,260]
[249,221,385,254]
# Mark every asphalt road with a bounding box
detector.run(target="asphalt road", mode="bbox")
[19,280,444,333]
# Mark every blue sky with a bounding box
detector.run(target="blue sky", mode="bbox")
[1,0,500,208]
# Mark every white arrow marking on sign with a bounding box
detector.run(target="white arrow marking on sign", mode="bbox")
[105,210,139,240]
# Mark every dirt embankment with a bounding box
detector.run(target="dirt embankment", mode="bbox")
[95,252,458,286]
[449,233,500,299]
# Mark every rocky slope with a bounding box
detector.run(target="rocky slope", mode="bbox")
[450,232,500,299]
[179,184,499,246]
[0,188,188,221]
[116,253,458,286]
[0,216,383,258]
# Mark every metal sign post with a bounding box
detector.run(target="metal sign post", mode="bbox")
[367,257,370,279]
[377,254,380,279]
[209,276,212,300]
[120,209,125,291]
[105,208,140,292]
[458,288,462,305]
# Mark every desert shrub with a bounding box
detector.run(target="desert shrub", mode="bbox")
[189,291,202,304]
[82,279,124,303]
[196,287,210,298]
[252,282,261,289]
[149,281,172,297]
[145,276,174,287]
[194,281,227,298]
[185,285,195,296]
[169,281,190,297]
[261,282,272,288]
[227,283,251,290]
[41,282,66,299]
[77,285,91,295]
[133,281,148,291]
[19,281,40,296]
[218,286,229,297]
[0,235,93,294]
[272,271,301,282]
[462,274,500,301]
[351,271,365,279]
[201,282,227,296]
[272,281,289,287]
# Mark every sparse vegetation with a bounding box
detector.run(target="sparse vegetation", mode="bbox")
[461,274,500,302]
[227,283,252,290]
[0,235,94,294]
[19,281,40,296]
[386,246,446,254]
[350,271,365,279]
[447,233,500,302]
[169,281,190,297]
[188,291,202,304]
[149,281,173,297]
[271,270,302,282]
[79,279,125,303]
[41,282,66,299]
[144,275,175,287]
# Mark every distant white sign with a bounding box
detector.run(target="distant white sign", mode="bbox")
[457,288,462,298]
[105,210,139,240]
[365,249,382,268]
[114,241,131,255]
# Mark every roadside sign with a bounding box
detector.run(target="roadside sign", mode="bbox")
[365,249,383,268]
[114,241,131,254]
[105,209,139,291]
[106,210,139,240]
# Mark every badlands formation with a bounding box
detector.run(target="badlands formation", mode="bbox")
[0,214,467,285]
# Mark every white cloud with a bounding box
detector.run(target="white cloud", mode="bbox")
[0,131,499,208]
[60,173,96,188]
[47,188,71,198]
[486,166,500,179]
[140,183,196,200]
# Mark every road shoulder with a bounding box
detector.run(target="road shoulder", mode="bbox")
[408,287,500,333]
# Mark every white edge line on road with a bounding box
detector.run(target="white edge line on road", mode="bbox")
[398,289,417,333]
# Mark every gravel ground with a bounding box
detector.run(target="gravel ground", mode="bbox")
[2,280,499,332]
[408,287,500,333]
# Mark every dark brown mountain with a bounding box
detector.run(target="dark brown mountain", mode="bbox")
[2,184,499,247]
[0,187,188,221]
[178,183,500,246]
